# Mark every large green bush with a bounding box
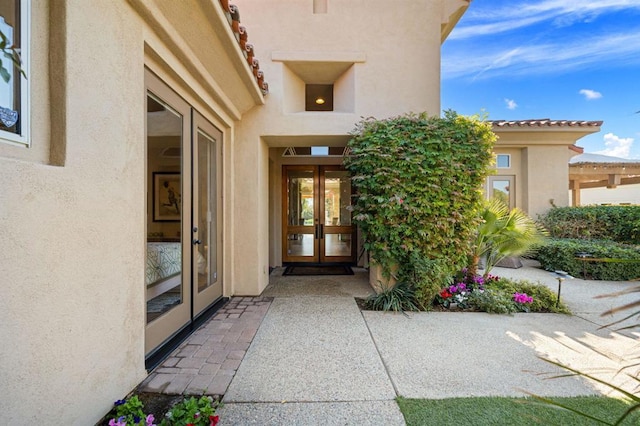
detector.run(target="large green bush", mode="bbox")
[539,206,640,244]
[536,238,640,281]
[345,111,495,305]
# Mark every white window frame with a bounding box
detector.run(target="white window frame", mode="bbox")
[0,0,30,147]
[496,154,510,169]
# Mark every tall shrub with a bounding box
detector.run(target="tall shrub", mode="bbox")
[345,111,496,305]
[539,206,640,244]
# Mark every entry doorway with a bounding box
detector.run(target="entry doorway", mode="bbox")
[282,165,355,264]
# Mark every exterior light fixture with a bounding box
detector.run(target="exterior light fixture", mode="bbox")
[551,270,574,307]
[315,97,325,105]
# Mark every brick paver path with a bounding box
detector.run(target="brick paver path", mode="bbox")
[139,296,273,396]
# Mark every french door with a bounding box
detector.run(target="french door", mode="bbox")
[282,165,355,264]
[145,70,223,355]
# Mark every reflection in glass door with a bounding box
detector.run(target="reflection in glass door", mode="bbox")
[282,165,355,264]
[145,72,191,354]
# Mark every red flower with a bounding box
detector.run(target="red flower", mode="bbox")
[439,289,452,299]
[210,415,220,426]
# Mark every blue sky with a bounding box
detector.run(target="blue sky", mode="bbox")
[441,0,640,159]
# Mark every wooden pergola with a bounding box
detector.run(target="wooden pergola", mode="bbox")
[569,153,640,206]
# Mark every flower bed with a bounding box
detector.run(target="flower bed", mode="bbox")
[433,272,570,314]
[99,395,220,426]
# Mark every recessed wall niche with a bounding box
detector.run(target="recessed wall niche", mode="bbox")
[274,52,365,114]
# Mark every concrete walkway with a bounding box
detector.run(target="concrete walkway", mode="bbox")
[142,264,640,425]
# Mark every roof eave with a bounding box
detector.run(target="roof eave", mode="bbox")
[441,0,471,43]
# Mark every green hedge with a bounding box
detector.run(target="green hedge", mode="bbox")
[539,206,640,244]
[536,238,640,281]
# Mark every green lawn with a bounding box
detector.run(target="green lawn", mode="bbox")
[396,396,639,426]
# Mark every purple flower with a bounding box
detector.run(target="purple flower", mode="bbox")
[114,399,126,406]
[513,293,533,304]
[473,276,485,285]
[449,285,458,293]
[109,416,127,426]
[145,415,156,426]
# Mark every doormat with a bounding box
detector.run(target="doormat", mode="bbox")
[283,265,354,276]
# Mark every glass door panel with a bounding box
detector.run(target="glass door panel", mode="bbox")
[319,167,355,263]
[283,167,318,262]
[193,113,223,317]
[488,176,515,209]
[145,70,192,355]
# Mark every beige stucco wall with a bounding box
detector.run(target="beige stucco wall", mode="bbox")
[0,2,147,423]
[232,0,459,294]
[1,0,263,423]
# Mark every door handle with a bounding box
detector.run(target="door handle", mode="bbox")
[193,239,202,245]
[320,224,324,239]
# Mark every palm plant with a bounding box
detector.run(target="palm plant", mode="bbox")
[469,198,548,277]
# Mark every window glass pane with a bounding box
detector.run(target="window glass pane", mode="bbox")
[197,130,216,293]
[287,233,314,257]
[146,93,184,323]
[0,1,22,135]
[324,233,352,257]
[324,170,351,226]
[492,179,511,206]
[496,154,510,168]
[287,171,314,226]
[311,146,328,156]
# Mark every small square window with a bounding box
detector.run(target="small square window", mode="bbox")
[496,154,510,168]
[305,84,333,111]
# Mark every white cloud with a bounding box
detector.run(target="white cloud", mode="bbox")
[442,31,640,80]
[594,132,634,158]
[504,98,518,110]
[452,0,640,40]
[579,89,602,100]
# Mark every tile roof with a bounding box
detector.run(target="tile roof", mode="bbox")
[491,119,603,128]
[220,0,268,95]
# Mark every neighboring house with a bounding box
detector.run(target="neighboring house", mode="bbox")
[0,0,472,423]
[568,153,640,206]
[489,119,602,218]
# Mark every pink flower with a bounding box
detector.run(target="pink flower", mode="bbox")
[513,292,533,304]
[145,414,156,426]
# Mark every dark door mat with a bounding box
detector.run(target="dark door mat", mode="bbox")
[283,265,354,276]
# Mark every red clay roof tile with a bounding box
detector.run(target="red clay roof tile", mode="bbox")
[222,2,268,95]
[490,119,602,128]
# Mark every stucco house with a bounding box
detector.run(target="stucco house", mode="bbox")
[489,119,602,218]
[0,0,472,422]
[0,1,605,423]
